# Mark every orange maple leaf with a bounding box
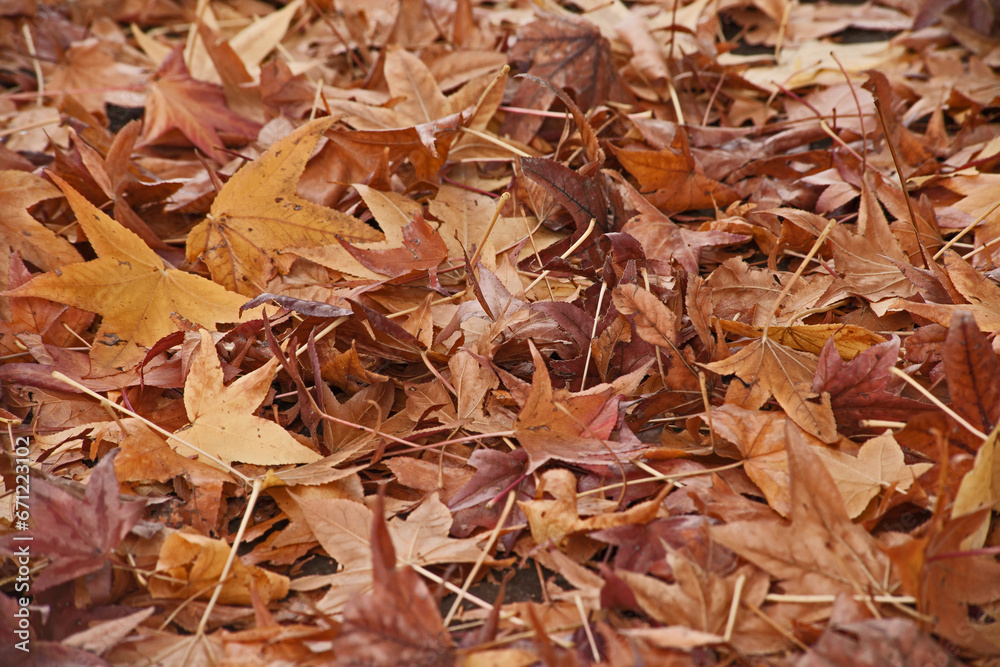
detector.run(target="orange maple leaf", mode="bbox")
[186,116,385,295]
[3,175,254,374]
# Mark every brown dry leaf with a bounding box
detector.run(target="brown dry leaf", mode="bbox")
[814,430,931,518]
[330,492,454,666]
[610,143,739,213]
[617,554,776,654]
[519,468,666,547]
[708,403,823,517]
[140,46,261,164]
[1,251,94,354]
[952,427,1000,549]
[514,342,649,472]
[711,435,894,603]
[943,310,1000,437]
[612,283,677,349]
[499,14,629,144]
[3,176,252,374]
[296,493,488,614]
[0,170,81,272]
[168,330,321,466]
[716,320,887,361]
[0,452,144,591]
[186,116,384,295]
[149,530,289,605]
[704,336,838,443]
[341,210,448,278]
[890,252,1000,332]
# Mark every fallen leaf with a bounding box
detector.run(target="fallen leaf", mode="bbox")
[140,46,261,163]
[149,530,289,605]
[186,116,384,295]
[0,170,81,272]
[3,175,252,374]
[0,452,144,591]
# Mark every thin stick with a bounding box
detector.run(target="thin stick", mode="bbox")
[860,420,907,429]
[294,315,347,358]
[469,192,510,267]
[523,219,597,295]
[522,212,555,300]
[641,268,667,388]
[579,281,606,392]
[574,592,599,661]
[196,477,262,636]
[872,82,925,265]
[180,477,263,664]
[765,593,917,605]
[889,367,987,440]
[934,198,1000,260]
[699,372,716,450]
[962,234,1000,261]
[761,219,836,332]
[421,350,457,396]
[443,490,517,626]
[459,127,532,157]
[723,573,746,643]
[387,289,467,320]
[51,371,250,484]
[21,25,43,107]
[576,459,744,497]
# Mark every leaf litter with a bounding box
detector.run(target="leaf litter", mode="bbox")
[1,0,1000,665]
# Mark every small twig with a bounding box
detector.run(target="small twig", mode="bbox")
[443,491,517,627]
[934,198,1000,260]
[523,218,597,295]
[723,573,746,643]
[579,281,607,392]
[470,192,510,267]
[51,371,251,484]
[889,367,987,441]
[574,592,599,661]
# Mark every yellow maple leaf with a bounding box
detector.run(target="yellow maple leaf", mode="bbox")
[3,175,252,374]
[169,330,321,466]
[186,116,384,295]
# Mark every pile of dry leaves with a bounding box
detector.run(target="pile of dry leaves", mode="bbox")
[2,0,1000,664]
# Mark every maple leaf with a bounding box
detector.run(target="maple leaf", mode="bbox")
[811,335,933,431]
[617,554,773,654]
[704,336,839,443]
[0,452,145,591]
[717,320,887,360]
[0,170,82,272]
[514,342,648,472]
[612,283,677,349]
[499,14,629,144]
[711,436,893,601]
[519,156,612,231]
[185,116,385,295]
[3,175,253,374]
[149,530,289,605]
[295,493,487,614]
[801,618,962,667]
[1,251,94,355]
[140,46,261,164]
[518,468,666,548]
[943,310,1000,437]
[330,492,454,666]
[341,210,448,278]
[168,329,321,466]
[814,430,931,518]
[610,142,739,213]
[614,173,748,275]
[886,510,1000,654]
